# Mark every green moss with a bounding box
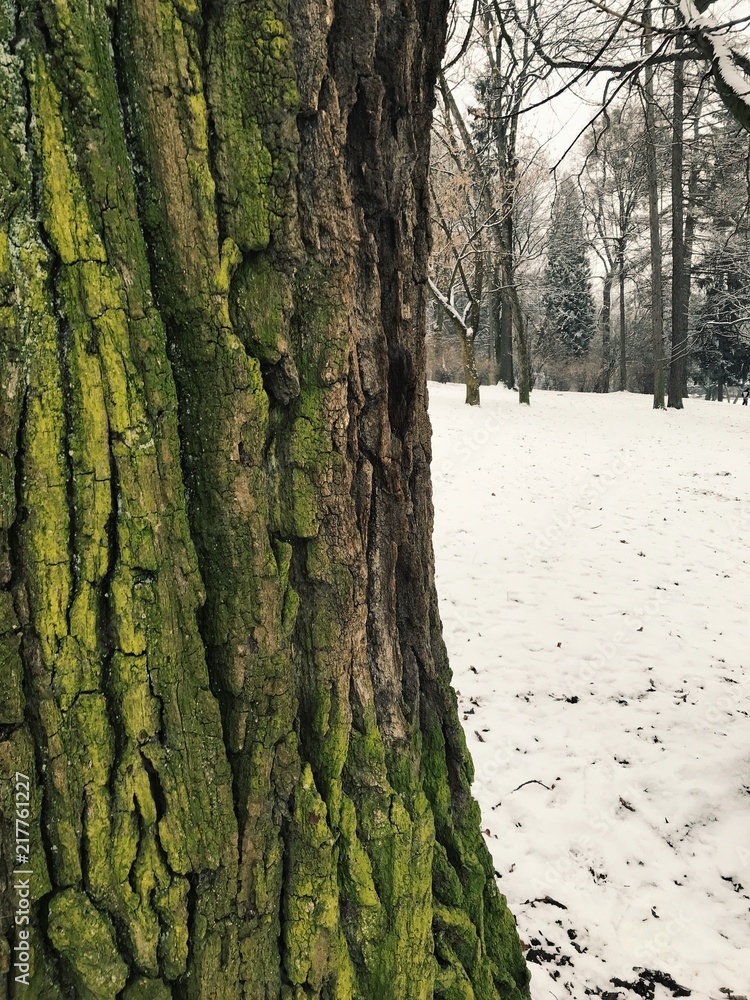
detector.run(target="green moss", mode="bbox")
[435,958,477,1000]
[433,842,464,908]
[48,889,129,999]
[15,6,242,990]
[30,61,107,266]
[291,260,348,386]
[117,826,167,974]
[206,0,299,252]
[434,905,482,982]
[4,4,532,1000]
[230,256,294,363]
[115,3,308,994]
[153,878,190,981]
[0,592,23,722]
[283,765,339,992]
[66,693,114,890]
[418,694,530,999]
[337,792,381,909]
[0,729,52,896]
[121,979,173,1000]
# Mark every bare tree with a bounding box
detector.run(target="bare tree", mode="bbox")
[641,0,667,407]
[471,0,552,387]
[429,101,489,404]
[511,0,750,138]
[580,102,647,391]
[438,75,534,402]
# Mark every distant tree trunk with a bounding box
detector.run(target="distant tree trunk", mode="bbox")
[643,1,666,409]
[439,76,529,404]
[680,93,704,398]
[489,258,511,387]
[428,287,482,406]
[669,52,687,408]
[617,240,627,390]
[600,272,613,391]
[0,1,529,998]
[511,289,532,404]
[488,258,500,383]
[465,251,483,405]
[499,276,516,389]
[461,335,482,405]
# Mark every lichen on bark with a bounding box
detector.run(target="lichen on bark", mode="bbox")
[0,0,531,996]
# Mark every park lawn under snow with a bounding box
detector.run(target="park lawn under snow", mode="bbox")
[428,383,750,1000]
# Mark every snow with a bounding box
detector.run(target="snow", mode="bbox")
[680,0,750,115]
[428,276,473,336]
[428,383,750,1000]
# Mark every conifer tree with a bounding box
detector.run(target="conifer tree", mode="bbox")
[541,178,596,359]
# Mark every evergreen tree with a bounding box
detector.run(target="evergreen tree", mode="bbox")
[693,248,750,388]
[541,178,596,359]
[691,115,750,394]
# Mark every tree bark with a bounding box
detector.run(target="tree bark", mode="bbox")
[461,336,482,406]
[0,1,530,998]
[488,256,501,384]
[617,241,627,391]
[668,52,687,409]
[680,94,704,400]
[600,271,613,392]
[499,282,516,390]
[642,1,666,409]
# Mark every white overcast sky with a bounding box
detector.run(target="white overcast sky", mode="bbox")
[442,0,750,164]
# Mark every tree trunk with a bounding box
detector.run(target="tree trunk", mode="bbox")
[499,280,516,390]
[487,256,501,384]
[680,97,703,401]
[511,290,532,404]
[439,77,529,405]
[0,1,530,999]
[617,243,627,391]
[461,336,482,406]
[600,272,613,392]
[642,1,666,410]
[668,53,687,409]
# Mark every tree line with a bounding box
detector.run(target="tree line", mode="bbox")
[428,0,750,407]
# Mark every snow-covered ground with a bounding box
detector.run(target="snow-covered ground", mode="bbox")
[429,383,750,1000]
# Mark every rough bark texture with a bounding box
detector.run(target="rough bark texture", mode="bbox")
[460,336,481,407]
[0,0,530,998]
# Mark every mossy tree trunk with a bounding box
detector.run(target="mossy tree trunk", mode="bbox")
[0,0,530,998]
